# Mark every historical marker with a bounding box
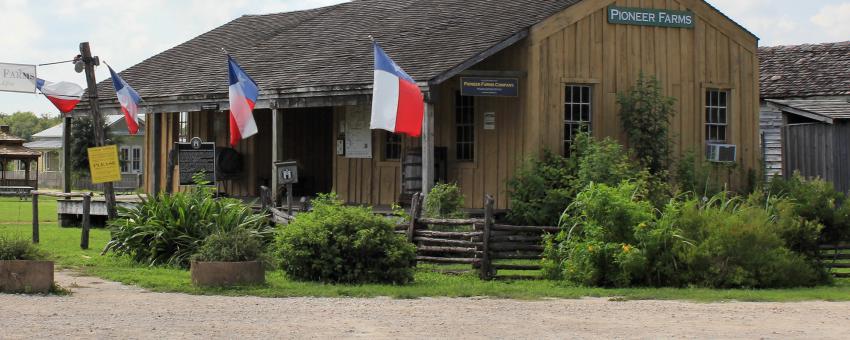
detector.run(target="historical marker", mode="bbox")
[177,137,216,185]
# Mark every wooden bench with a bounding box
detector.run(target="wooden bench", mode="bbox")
[0,186,35,200]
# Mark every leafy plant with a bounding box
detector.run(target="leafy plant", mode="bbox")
[191,227,268,263]
[277,193,416,284]
[423,183,466,218]
[104,185,272,268]
[767,173,850,244]
[0,236,45,261]
[617,72,676,175]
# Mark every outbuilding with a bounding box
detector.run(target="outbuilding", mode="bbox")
[76,0,761,210]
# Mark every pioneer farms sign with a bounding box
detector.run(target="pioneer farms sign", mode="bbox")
[0,62,36,93]
[608,6,695,28]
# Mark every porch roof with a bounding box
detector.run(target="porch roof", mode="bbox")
[767,99,850,124]
[76,0,581,112]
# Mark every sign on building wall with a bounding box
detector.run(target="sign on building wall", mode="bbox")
[460,77,518,97]
[345,107,372,158]
[483,112,496,130]
[608,6,695,28]
[87,145,121,184]
[177,137,216,185]
[0,62,36,93]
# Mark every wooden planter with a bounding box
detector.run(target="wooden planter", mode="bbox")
[190,261,265,287]
[0,260,54,294]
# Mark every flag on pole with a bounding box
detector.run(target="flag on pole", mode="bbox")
[227,55,259,146]
[108,66,142,135]
[35,78,83,114]
[370,41,424,137]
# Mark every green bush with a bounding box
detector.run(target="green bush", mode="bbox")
[617,72,676,174]
[191,227,268,263]
[0,236,45,261]
[767,173,850,244]
[423,182,465,218]
[104,186,273,268]
[277,194,416,284]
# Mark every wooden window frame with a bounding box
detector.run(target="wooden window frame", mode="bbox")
[705,88,731,144]
[563,84,593,157]
[454,91,475,163]
[178,111,189,143]
[382,131,402,161]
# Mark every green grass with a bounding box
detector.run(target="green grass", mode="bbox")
[2,199,850,301]
[0,197,59,224]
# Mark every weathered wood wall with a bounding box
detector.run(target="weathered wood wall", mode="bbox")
[760,105,783,179]
[784,122,850,194]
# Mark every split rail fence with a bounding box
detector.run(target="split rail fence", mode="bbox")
[395,193,558,280]
[820,243,850,278]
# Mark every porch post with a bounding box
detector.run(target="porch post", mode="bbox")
[151,113,162,195]
[271,107,282,203]
[62,115,72,193]
[422,97,435,195]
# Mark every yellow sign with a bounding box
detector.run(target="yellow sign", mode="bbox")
[87,145,121,184]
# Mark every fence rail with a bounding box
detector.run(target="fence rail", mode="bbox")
[820,243,850,278]
[400,193,557,279]
[30,190,93,249]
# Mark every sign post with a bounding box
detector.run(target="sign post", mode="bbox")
[176,137,216,185]
[274,161,299,213]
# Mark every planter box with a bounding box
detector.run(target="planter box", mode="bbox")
[0,260,54,294]
[190,261,265,287]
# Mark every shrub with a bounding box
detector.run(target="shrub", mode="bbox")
[675,150,724,197]
[423,182,465,218]
[767,173,850,244]
[0,236,45,261]
[277,194,416,284]
[104,186,273,268]
[191,227,268,263]
[617,72,676,174]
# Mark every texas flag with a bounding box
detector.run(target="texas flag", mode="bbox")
[370,42,424,137]
[35,78,84,114]
[108,66,142,135]
[227,55,259,147]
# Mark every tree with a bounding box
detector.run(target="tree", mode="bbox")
[617,73,676,175]
[0,111,62,141]
[70,116,110,175]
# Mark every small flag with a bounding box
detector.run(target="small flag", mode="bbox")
[35,78,83,114]
[108,66,142,135]
[227,55,259,147]
[370,41,424,137]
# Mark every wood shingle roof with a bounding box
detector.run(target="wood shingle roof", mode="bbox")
[87,0,581,106]
[759,41,850,99]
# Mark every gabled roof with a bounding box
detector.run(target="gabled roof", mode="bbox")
[83,0,581,106]
[32,115,145,139]
[759,42,850,99]
[766,99,850,124]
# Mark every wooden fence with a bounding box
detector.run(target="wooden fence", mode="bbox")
[820,244,850,278]
[397,193,558,280]
[30,191,93,249]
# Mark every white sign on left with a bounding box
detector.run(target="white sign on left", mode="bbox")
[0,63,37,93]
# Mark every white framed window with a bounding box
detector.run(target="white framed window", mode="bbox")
[564,85,592,156]
[178,111,189,143]
[119,146,143,174]
[705,89,729,143]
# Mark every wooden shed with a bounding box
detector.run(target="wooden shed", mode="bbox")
[767,99,850,193]
[76,0,761,210]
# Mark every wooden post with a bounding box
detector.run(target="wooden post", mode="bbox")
[286,183,293,214]
[62,115,72,193]
[151,113,162,195]
[407,193,422,243]
[80,194,91,250]
[259,186,271,211]
[421,101,435,196]
[271,107,282,204]
[480,194,494,280]
[79,42,116,219]
[31,192,39,244]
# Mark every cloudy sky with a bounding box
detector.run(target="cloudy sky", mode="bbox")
[1,0,848,115]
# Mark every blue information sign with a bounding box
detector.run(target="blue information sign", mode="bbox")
[460,77,519,97]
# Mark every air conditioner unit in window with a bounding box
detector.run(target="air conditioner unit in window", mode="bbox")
[705,143,737,163]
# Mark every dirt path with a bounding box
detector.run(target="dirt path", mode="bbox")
[1,271,849,339]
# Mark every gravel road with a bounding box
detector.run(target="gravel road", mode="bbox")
[1,270,849,339]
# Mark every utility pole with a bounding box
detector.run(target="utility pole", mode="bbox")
[62,114,71,193]
[79,42,116,219]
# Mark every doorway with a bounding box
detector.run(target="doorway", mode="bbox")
[279,107,334,196]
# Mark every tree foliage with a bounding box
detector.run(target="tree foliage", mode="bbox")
[69,116,110,174]
[617,73,676,174]
[0,111,61,141]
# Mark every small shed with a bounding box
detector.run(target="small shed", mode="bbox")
[767,99,850,193]
[0,125,41,192]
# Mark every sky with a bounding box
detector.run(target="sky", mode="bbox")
[1,0,848,116]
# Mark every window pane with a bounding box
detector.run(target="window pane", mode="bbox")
[719,91,727,107]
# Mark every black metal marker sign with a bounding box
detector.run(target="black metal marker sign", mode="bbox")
[177,137,216,185]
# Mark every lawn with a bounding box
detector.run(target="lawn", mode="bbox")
[2,197,850,301]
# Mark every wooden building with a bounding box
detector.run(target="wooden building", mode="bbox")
[76,0,761,210]
[759,42,850,180]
